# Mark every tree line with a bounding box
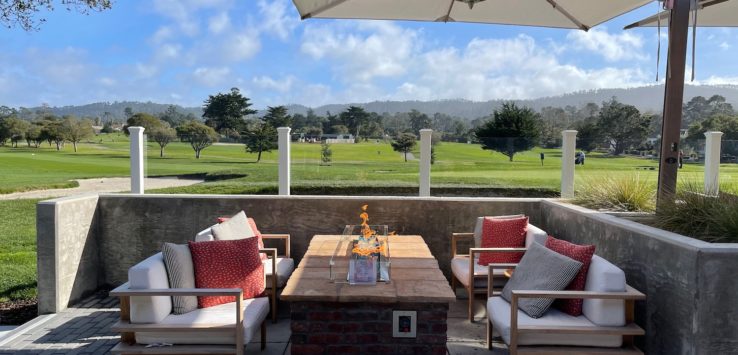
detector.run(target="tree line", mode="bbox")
[2,90,736,162]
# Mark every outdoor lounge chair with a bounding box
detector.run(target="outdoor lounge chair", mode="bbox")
[485,254,646,354]
[450,217,547,321]
[196,221,293,323]
[109,252,271,355]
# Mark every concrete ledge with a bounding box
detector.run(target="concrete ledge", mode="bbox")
[0,314,56,347]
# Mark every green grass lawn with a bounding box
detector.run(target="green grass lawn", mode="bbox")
[0,199,39,302]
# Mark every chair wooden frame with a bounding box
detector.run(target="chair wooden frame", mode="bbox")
[261,234,290,323]
[450,232,526,321]
[485,264,647,355]
[109,285,266,355]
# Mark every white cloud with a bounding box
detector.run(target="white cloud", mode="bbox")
[301,21,420,82]
[720,42,731,50]
[208,12,231,34]
[566,28,647,62]
[150,26,174,44]
[154,43,182,61]
[225,31,261,61]
[252,75,296,92]
[701,76,738,85]
[399,35,647,101]
[257,0,297,40]
[192,66,232,87]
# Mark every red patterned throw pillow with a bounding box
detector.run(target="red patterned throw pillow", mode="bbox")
[477,216,528,266]
[545,235,596,316]
[217,216,267,261]
[188,237,265,308]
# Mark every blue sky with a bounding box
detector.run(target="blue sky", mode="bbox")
[0,0,736,109]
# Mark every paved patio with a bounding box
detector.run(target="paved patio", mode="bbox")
[0,291,509,354]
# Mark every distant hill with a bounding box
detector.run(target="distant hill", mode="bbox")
[22,84,738,121]
[286,84,738,119]
[25,101,203,121]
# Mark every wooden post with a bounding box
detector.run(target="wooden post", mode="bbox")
[118,296,135,344]
[657,0,691,209]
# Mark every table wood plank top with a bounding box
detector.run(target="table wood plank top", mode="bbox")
[281,235,456,303]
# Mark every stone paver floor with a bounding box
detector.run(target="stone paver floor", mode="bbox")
[0,291,509,354]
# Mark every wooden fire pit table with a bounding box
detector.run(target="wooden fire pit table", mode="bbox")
[281,235,455,355]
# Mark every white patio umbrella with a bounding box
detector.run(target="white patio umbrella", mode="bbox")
[625,0,738,28]
[293,0,652,31]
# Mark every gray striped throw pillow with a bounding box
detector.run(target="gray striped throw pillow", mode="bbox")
[501,242,582,318]
[162,243,198,314]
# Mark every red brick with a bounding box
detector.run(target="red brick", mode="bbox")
[370,345,396,354]
[291,321,309,333]
[419,334,447,344]
[325,345,361,354]
[342,322,361,332]
[308,311,343,321]
[307,333,342,344]
[357,333,379,343]
[418,310,446,321]
[431,323,448,333]
[309,322,327,332]
[291,344,324,355]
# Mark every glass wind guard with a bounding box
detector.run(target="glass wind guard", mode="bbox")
[330,225,391,284]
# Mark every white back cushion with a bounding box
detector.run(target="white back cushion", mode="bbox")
[525,224,548,248]
[582,255,626,326]
[195,225,216,242]
[211,211,255,241]
[129,253,172,323]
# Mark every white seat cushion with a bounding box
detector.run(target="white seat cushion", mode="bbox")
[264,257,294,288]
[136,297,270,345]
[583,255,626,326]
[129,253,172,324]
[487,297,622,347]
[451,257,507,288]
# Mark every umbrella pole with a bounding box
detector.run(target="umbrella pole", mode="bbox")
[657,0,691,211]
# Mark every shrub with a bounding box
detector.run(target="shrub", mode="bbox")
[654,182,738,243]
[573,175,655,212]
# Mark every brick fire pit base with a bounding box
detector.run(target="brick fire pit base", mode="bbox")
[290,301,448,354]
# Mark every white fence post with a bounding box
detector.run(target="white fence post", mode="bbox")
[704,131,723,195]
[278,127,291,196]
[129,126,145,194]
[561,130,578,199]
[419,129,433,197]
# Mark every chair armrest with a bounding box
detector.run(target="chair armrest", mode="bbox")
[510,285,646,301]
[470,247,527,264]
[262,234,291,258]
[110,286,243,298]
[260,248,278,292]
[487,263,518,298]
[451,233,473,257]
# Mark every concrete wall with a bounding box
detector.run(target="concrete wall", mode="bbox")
[36,194,100,314]
[540,200,738,355]
[96,194,542,286]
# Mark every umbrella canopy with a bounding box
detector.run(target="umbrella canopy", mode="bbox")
[625,0,738,28]
[293,0,652,31]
